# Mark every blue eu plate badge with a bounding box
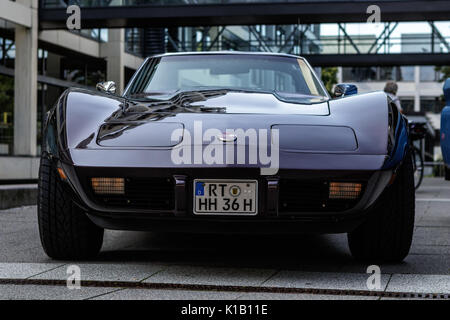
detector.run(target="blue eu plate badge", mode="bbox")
[195,182,205,196]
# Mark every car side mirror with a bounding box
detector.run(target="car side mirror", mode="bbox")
[96,81,116,95]
[334,83,358,98]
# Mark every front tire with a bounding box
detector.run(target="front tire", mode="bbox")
[347,153,415,262]
[38,156,104,260]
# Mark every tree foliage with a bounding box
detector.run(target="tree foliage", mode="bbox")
[321,67,338,95]
[435,66,450,82]
[0,75,14,115]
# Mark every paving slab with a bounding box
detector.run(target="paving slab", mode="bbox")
[237,292,379,300]
[413,226,450,246]
[386,274,450,294]
[262,271,390,291]
[31,263,167,282]
[0,244,48,264]
[0,220,37,236]
[0,263,64,279]
[379,297,431,300]
[93,288,240,300]
[0,205,37,222]
[143,265,276,287]
[333,254,450,275]
[417,210,450,228]
[0,284,117,300]
[410,245,450,255]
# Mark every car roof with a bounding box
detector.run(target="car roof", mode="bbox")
[148,51,304,60]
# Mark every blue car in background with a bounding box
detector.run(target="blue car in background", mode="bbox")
[441,78,450,180]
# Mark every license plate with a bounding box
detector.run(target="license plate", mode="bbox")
[193,179,258,215]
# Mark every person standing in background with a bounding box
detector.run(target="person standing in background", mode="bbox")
[384,81,403,113]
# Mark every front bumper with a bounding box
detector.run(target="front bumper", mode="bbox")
[60,163,393,234]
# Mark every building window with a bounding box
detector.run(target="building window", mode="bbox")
[125,28,143,56]
[398,66,415,81]
[275,28,286,46]
[420,98,445,113]
[0,74,14,155]
[0,37,15,68]
[420,66,440,82]
[343,66,418,82]
[379,67,395,81]
[125,67,136,86]
[342,67,377,82]
[399,98,415,114]
[71,29,108,42]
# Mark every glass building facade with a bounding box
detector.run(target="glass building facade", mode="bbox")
[0,34,107,156]
[119,22,450,57]
[0,0,448,178]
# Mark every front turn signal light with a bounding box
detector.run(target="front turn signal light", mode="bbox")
[57,167,67,181]
[91,177,125,195]
[329,182,362,199]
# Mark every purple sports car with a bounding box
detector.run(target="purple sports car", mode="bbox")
[39,52,414,262]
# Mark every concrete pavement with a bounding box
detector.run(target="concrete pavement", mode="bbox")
[0,177,448,300]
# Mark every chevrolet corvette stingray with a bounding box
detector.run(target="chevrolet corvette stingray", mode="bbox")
[38,52,414,262]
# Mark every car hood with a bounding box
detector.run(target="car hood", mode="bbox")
[64,89,366,153]
[91,90,330,148]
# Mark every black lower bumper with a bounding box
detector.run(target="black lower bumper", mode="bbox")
[56,165,394,234]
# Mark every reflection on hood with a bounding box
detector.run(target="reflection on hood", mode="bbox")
[100,90,228,142]
[99,89,328,143]
[106,90,229,123]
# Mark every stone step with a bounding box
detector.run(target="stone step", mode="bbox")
[0,184,37,210]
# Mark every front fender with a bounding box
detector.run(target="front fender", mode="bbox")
[43,90,68,161]
[43,88,124,164]
[382,103,409,170]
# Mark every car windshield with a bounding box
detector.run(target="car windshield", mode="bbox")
[126,54,328,99]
